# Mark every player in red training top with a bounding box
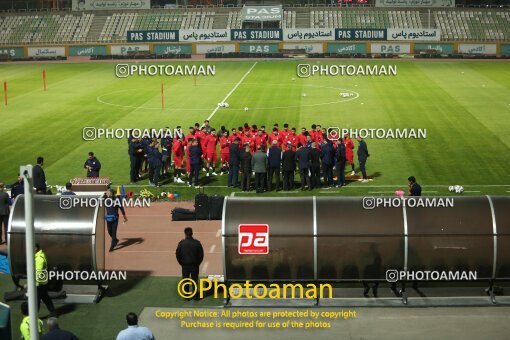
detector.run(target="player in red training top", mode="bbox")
[172,136,185,183]
[219,130,230,175]
[268,128,283,149]
[254,130,267,152]
[242,129,255,153]
[205,128,218,176]
[343,133,356,176]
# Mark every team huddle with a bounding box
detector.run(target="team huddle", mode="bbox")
[127,120,370,190]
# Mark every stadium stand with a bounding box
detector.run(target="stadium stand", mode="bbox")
[435,10,510,41]
[226,11,241,29]
[0,13,93,44]
[310,10,342,28]
[0,8,510,44]
[282,10,296,29]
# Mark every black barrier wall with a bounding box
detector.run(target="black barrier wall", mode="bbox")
[222,196,510,282]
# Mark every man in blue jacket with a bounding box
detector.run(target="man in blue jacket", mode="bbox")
[228,138,241,188]
[357,137,370,183]
[84,152,101,177]
[148,140,163,187]
[267,140,282,191]
[188,139,202,187]
[320,140,334,188]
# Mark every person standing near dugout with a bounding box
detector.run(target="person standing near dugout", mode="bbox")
[176,227,204,300]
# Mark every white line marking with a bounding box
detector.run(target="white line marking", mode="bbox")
[209,245,216,253]
[206,62,258,121]
[96,82,359,111]
[464,190,481,193]
[216,229,221,237]
[201,262,209,273]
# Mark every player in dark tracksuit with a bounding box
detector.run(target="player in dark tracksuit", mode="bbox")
[161,132,173,178]
[188,139,202,187]
[176,227,204,300]
[84,152,101,177]
[148,141,163,187]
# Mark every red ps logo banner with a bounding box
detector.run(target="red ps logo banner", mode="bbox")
[238,224,269,254]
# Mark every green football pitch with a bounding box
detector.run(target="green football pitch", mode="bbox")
[0,59,509,197]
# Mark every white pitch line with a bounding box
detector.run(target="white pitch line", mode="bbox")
[201,262,209,273]
[464,190,481,193]
[209,244,216,253]
[206,61,258,121]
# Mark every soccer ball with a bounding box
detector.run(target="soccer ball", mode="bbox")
[303,93,307,97]
[224,102,229,108]
[455,186,464,194]
[244,107,249,111]
[160,192,167,198]
[291,77,296,81]
[217,103,222,107]
[448,186,455,192]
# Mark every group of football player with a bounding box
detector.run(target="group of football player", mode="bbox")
[128,119,368,189]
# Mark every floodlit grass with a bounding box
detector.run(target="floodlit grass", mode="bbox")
[0,60,509,197]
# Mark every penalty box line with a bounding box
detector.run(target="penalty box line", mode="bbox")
[205,61,258,122]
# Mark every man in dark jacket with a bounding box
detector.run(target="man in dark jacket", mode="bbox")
[240,144,252,192]
[296,143,311,190]
[408,176,422,196]
[10,175,24,199]
[357,137,370,182]
[228,138,241,188]
[0,183,10,244]
[320,141,334,188]
[161,129,173,178]
[176,227,204,300]
[267,140,282,191]
[128,137,144,184]
[148,141,163,187]
[335,139,347,187]
[33,157,47,194]
[281,142,296,191]
[251,145,267,193]
[84,152,101,177]
[188,139,202,187]
[309,142,321,189]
